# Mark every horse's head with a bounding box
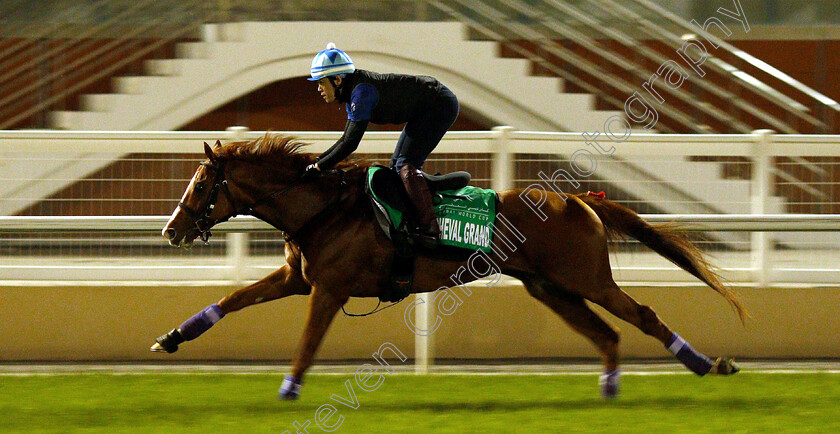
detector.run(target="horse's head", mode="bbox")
[163,140,240,248]
[163,134,323,247]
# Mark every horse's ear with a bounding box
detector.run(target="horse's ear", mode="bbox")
[214,139,222,149]
[203,142,216,163]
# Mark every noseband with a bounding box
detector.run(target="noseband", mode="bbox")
[177,161,238,243]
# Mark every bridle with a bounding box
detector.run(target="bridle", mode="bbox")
[177,160,240,243]
[178,159,345,243]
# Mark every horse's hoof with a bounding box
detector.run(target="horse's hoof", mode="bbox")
[278,375,302,401]
[710,357,739,375]
[599,369,620,399]
[152,329,184,354]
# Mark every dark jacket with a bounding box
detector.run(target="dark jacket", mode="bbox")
[316,70,443,169]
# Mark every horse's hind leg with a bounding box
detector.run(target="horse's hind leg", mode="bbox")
[151,263,310,353]
[522,279,622,398]
[587,279,738,376]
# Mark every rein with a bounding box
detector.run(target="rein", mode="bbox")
[341,297,405,317]
[246,168,347,242]
[280,171,347,242]
[181,159,347,243]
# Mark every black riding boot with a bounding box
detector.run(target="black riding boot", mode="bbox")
[400,164,440,249]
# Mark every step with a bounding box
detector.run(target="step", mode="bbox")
[144,59,176,76]
[767,195,785,213]
[81,94,124,112]
[201,22,247,42]
[454,41,607,129]
[220,22,247,42]
[637,158,741,205]
[48,110,111,130]
[48,111,77,130]
[113,76,147,94]
[628,157,792,215]
[114,75,188,97]
[175,42,211,59]
[144,59,178,76]
[566,110,626,134]
[464,54,593,116]
[144,58,211,77]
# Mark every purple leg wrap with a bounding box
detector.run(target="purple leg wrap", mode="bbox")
[666,333,712,376]
[599,369,620,398]
[279,375,303,400]
[179,304,225,341]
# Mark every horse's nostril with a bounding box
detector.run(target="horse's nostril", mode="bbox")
[164,228,177,240]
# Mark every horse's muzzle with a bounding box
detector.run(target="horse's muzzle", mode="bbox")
[162,226,184,248]
[163,226,187,248]
[162,225,202,249]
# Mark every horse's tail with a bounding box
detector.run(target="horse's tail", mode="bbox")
[578,193,748,322]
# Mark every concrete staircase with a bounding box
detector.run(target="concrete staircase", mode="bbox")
[634,157,785,215]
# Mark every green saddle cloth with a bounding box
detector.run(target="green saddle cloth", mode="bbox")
[366,166,497,252]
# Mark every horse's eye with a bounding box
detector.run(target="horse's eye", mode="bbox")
[195,183,205,192]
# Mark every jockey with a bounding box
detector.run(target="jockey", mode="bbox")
[303,42,460,248]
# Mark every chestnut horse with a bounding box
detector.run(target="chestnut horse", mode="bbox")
[154,134,745,399]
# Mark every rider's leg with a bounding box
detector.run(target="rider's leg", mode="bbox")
[390,86,459,248]
[388,86,459,170]
[400,163,440,247]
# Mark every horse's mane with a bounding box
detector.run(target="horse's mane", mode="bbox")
[215,133,369,173]
[215,134,313,167]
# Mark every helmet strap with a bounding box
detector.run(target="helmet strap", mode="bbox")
[328,76,344,100]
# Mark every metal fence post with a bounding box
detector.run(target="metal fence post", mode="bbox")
[224,125,250,285]
[226,232,248,286]
[414,293,435,375]
[751,129,774,287]
[492,126,516,192]
[227,125,249,141]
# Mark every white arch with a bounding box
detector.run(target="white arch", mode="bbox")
[55,22,616,132]
[137,52,561,131]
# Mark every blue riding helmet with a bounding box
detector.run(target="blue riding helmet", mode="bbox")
[309,42,355,81]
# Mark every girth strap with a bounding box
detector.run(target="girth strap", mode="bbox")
[380,229,416,303]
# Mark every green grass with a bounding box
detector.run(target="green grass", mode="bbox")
[1,373,838,433]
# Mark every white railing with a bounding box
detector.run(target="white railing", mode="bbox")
[2,214,840,285]
[3,128,840,285]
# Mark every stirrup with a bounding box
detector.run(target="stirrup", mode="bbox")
[410,228,439,250]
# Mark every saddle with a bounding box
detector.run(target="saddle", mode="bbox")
[365,164,497,303]
[366,164,471,238]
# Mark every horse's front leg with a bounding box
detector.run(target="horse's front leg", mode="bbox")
[279,285,347,400]
[151,263,311,353]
